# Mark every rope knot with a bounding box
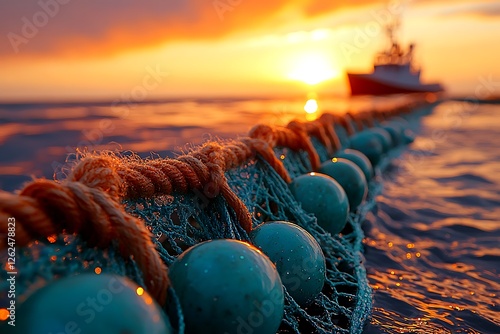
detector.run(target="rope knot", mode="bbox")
[286,121,321,170]
[0,179,169,305]
[249,124,275,144]
[68,155,123,198]
[241,137,291,183]
[319,113,342,152]
[304,120,334,155]
[334,113,356,135]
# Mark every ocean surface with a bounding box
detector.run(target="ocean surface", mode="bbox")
[0,96,499,333]
[363,100,500,334]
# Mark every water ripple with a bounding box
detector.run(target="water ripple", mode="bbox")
[364,102,500,333]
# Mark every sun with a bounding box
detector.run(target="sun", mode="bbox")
[288,53,340,85]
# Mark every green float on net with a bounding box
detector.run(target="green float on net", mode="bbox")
[334,148,374,182]
[320,158,368,212]
[250,221,326,306]
[349,131,384,167]
[168,239,284,334]
[289,172,349,235]
[14,273,172,334]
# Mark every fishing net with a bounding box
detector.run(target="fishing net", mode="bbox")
[0,103,431,333]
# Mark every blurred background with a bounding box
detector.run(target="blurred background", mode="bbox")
[1,0,499,101]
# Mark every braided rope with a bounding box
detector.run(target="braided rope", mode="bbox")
[0,179,169,304]
[318,113,342,153]
[334,113,357,135]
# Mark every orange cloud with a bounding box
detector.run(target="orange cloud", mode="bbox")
[303,0,377,17]
[1,0,385,59]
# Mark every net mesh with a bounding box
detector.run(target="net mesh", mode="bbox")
[0,104,431,334]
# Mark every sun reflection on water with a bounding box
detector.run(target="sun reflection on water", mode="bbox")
[304,98,319,121]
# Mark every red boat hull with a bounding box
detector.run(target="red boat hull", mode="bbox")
[347,73,444,96]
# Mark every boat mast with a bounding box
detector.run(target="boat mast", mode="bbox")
[386,18,402,64]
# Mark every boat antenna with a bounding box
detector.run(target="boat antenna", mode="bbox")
[386,17,400,47]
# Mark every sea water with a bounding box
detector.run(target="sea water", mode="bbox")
[364,100,500,333]
[0,97,498,333]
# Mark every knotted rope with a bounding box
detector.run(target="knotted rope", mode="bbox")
[0,176,169,305]
[318,113,342,153]
[333,113,356,135]
[249,122,321,170]
[348,111,376,131]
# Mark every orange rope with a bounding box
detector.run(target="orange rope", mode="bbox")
[249,123,321,170]
[318,113,342,152]
[333,113,356,135]
[303,120,334,155]
[346,112,362,131]
[0,180,169,305]
[241,137,291,183]
[348,111,376,131]
[286,121,321,170]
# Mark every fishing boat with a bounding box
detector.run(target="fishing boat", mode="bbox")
[347,22,444,96]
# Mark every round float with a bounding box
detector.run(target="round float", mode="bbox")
[250,221,326,306]
[168,239,284,334]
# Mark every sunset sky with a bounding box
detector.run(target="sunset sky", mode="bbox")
[0,0,499,101]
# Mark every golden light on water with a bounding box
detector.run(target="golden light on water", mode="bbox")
[136,287,145,296]
[304,99,318,114]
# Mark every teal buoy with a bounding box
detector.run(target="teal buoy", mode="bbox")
[15,274,172,334]
[349,131,384,167]
[319,158,368,211]
[402,128,416,144]
[250,221,326,306]
[168,239,284,334]
[384,118,415,144]
[334,149,373,182]
[367,128,393,152]
[289,172,349,234]
[381,122,403,146]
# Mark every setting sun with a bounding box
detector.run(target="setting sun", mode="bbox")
[288,53,340,85]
